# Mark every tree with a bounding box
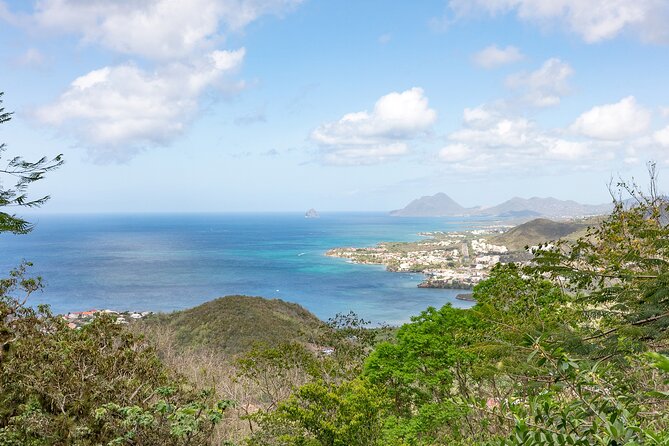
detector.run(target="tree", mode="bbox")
[0,91,63,234]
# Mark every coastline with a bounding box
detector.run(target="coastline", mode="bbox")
[325,226,515,294]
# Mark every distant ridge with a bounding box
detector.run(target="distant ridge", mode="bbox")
[391,193,611,218]
[480,196,612,218]
[390,192,468,217]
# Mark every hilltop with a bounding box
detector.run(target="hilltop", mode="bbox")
[491,217,592,251]
[390,192,469,216]
[140,295,324,356]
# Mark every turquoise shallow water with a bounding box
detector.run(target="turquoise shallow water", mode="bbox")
[0,213,483,324]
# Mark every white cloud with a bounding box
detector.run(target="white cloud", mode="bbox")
[311,88,437,165]
[451,114,534,148]
[18,0,302,60]
[471,44,524,69]
[506,58,573,107]
[654,125,669,147]
[449,0,669,44]
[35,49,245,162]
[545,139,589,160]
[439,143,473,162]
[571,96,651,140]
[0,0,304,164]
[436,106,605,173]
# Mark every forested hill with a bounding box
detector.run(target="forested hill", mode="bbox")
[140,295,324,356]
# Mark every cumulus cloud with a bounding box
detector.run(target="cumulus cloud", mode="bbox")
[11,0,302,60]
[506,58,573,107]
[471,45,524,69]
[449,0,669,44]
[0,0,306,162]
[654,125,669,147]
[436,105,604,173]
[570,96,651,140]
[34,49,245,162]
[438,143,473,162]
[311,88,437,165]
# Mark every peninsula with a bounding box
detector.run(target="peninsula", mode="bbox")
[326,217,594,291]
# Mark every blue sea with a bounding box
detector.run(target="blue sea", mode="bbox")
[0,213,484,325]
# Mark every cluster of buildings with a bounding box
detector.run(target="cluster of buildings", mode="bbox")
[62,309,152,329]
[327,230,514,290]
[326,245,461,272]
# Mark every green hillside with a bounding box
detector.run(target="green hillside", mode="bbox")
[491,217,592,251]
[141,295,324,356]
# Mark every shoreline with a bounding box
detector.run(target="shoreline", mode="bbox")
[325,226,513,292]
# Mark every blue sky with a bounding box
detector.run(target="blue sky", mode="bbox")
[1,0,669,212]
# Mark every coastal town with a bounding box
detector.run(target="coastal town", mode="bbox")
[326,226,525,291]
[62,309,153,329]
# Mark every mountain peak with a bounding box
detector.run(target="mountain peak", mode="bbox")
[390,193,466,217]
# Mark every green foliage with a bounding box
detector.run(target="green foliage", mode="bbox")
[494,347,669,446]
[0,92,63,234]
[250,175,669,445]
[142,295,325,356]
[247,378,387,446]
[365,305,476,418]
[94,389,234,445]
[0,265,230,445]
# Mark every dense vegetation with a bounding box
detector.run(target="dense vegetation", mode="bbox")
[142,296,324,356]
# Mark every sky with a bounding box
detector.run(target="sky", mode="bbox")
[1,0,669,212]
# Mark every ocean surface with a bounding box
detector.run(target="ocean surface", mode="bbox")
[0,213,487,325]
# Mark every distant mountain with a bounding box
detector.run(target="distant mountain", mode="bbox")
[480,197,611,218]
[491,218,591,251]
[391,193,612,218]
[390,193,468,217]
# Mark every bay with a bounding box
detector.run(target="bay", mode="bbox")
[0,213,482,324]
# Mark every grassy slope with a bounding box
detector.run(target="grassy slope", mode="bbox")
[141,295,324,356]
[491,217,599,251]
